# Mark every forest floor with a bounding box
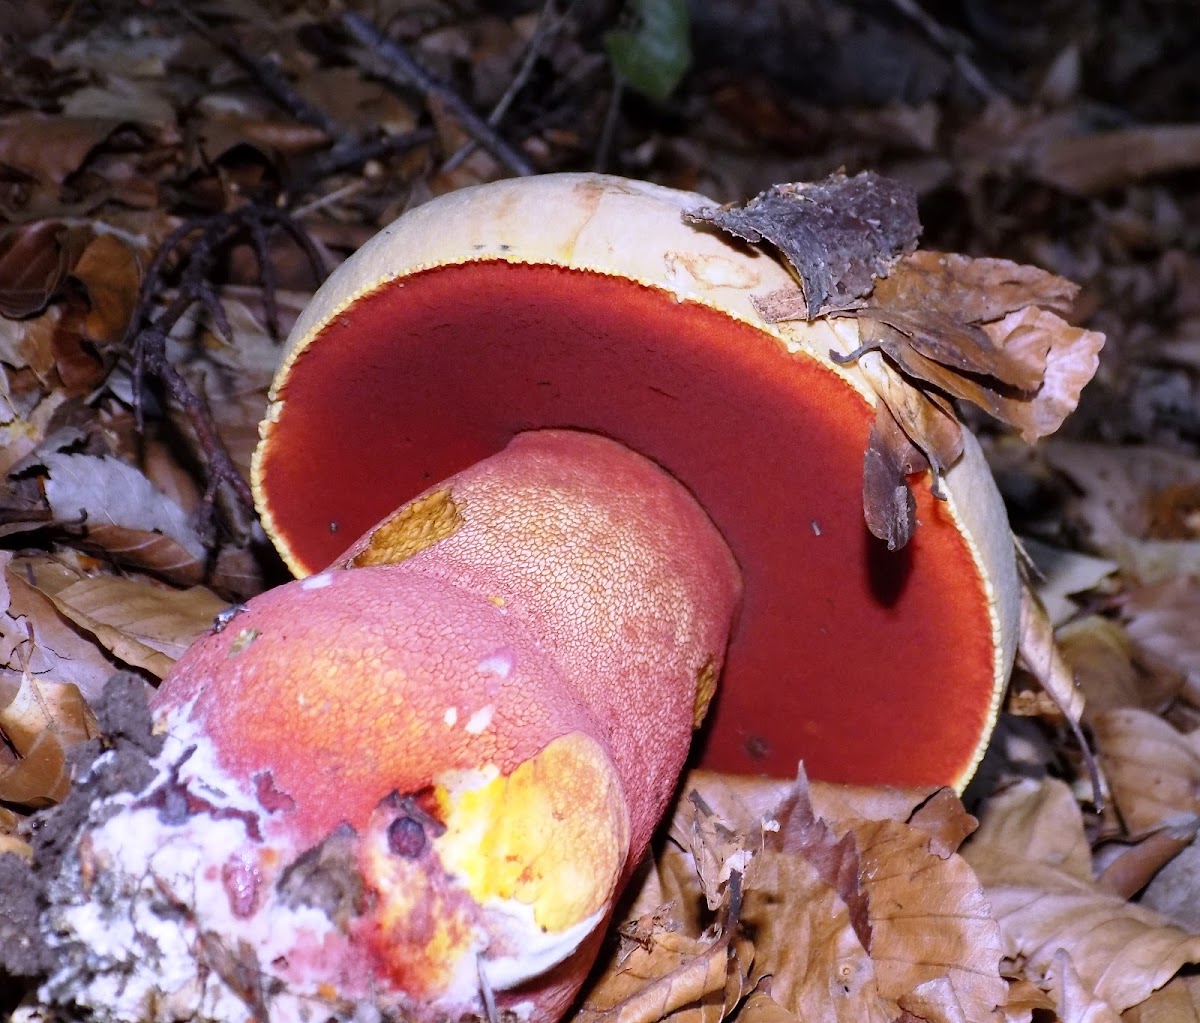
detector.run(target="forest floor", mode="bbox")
[2,1,1200,1021]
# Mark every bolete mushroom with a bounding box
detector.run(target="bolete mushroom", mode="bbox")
[39,174,1021,1023]
[253,172,1020,789]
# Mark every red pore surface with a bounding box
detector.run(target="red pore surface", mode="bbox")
[259,262,996,787]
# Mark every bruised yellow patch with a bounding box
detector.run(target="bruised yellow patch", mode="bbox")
[692,656,717,728]
[349,488,463,567]
[433,732,629,933]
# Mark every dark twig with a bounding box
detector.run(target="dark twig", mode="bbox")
[884,0,1003,101]
[174,4,342,137]
[125,203,328,526]
[442,0,559,174]
[339,10,536,177]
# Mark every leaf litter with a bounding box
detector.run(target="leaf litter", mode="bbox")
[2,1,1200,1021]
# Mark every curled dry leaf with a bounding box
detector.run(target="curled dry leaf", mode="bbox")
[46,576,229,680]
[1123,973,1200,1023]
[850,815,1005,1021]
[671,790,755,911]
[965,778,1200,1013]
[70,232,142,344]
[2,554,119,702]
[577,925,749,1023]
[0,221,86,319]
[1091,708,1200,832]
[669,771,1001,1023]
[1123,578,1200,702]
[1044,949,1123,1023]
[40,452,206,584]
[684,172,921,319]
[0,672,97,806]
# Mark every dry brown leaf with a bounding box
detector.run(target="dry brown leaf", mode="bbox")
[1123,969,1200,1021]
[1092,708,1200,831]
[965,778,1093,882]
[1056,616,1166,716]
[1043,950,1122,1023]
[671,790,755,911]
[1020,539,1118,627]
[861,398,921,550]
[984,307,1105,443]
[1031,124,1200,196]
[850,815,1006,1020]
[70,232,142,343]
[686,173,921,318]
[577,924,747,1023]
[1095,825,1197,902]
[1041,442,1200,570]
[734,989,797,1023]
[1017,582,1086,727]
[743,845,890,1023]
[0,672,97,806]
[46,576,227,680]
[907,787,979,859]
[2,554,120,701]
[0,221,85,319]
[40,452,206,584]
[0,111,123,186]
[965,779,1200,1013]
[1123,578,1200,701]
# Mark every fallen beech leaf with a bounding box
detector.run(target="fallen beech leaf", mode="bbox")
[0,673,97,806]
[46,576,228,679]
[907,788,979,859]
[685,172,920,318]
[70,232,142,343]
[1123,969,1200,1021]
[1056,615,1168,715]
[578,925,748,1023]
[984,307,1105,443]
[1031,123,1200,196]
[735,989,798,1023]
[871,251,1079,323]
[1041,442,1200,562]
[1020,538,1118,627]
[1044,950,1122,1023]
[1017,583,1087,728]
[0,112,122,186]
[965,778,1092,882]
[0,221,86,319]
[1123,578,1200,699]
[1096,824,1198,901]
[862,397,920,550]
[744,846,890,1023]
[998,978,1056,1022]
[850,816,1005,1020]
[2,555,119,701]
[671,790,754,911]
[966,779,1200,1013]
[41,452,205,584]
[1091,708,1200,831]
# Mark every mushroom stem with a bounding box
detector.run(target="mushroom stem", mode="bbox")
[42,430,741,1023]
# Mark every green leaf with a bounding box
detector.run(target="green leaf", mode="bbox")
[604,0,691,103]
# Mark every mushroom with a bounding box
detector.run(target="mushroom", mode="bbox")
[253,172,1020,790]
[44,429,739,1023]
[40,174,1021,1023]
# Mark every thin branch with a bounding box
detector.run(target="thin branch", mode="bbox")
[884,0,1004,102]
[339,10,536,177]
[442,0,559,174]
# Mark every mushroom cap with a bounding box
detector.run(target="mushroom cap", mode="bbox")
[252,173,1021,791]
